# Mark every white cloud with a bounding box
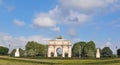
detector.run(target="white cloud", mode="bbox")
[60,0,118,10]
[27,35,48,43]
[31,0,120,33]
[49,6,61,18]
[65,10,91,24]
[32,13,56,28]
[52,27,60,32]
[7,6,16,12]
[67,28,77,37]
[105,41,112,47]
[111,4,120,12]
[0,0,3,5]
[3,35,12,41]
[32,12,61,32]
[71,38,81,43]
[0,32,50,51]
[13,19,25,26]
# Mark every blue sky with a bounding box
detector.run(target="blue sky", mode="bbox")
[0,0,120,53]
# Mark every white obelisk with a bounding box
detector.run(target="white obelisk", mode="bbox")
[96,48,100,58]
[15,48,20,57]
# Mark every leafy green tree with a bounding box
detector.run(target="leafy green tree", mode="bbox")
[0,46,9,55]
[101,47,113,57]
[19,48,25,57]
[73,41,96,58]
[117,49,120,57]
[42,44,48,57]
[25,41,45,56]
[79,42,87,57]
[72,41,87,57]
[85,41,96,57]
[27,49,35,56]
[72,42,80,57]
[10,49,16,56]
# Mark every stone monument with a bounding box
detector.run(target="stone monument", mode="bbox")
[96,48,100,58]
[48,37,72,57]
[15,48,20,57]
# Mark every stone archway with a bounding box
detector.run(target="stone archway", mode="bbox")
[48,39,72,57]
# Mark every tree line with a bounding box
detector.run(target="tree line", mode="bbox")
[72,41,113,58]
[0,41,120,58]
[10,41,47,57]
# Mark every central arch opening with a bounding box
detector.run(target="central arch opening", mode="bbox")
[56,48,62,57]
[65,53,68,57]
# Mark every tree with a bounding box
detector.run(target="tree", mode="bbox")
[85,41,96,57]
[101,47,113,57]
[0,46,9,55]
[72,41,87,57]
[25,41,45,57]
[72,42,80,57]
[27,49,35,57]
[10,49,16,56]
[79,42,87,57]
[10,48,25,57]
[19,48,25,57]
[73,41,97,58]
[117,49,120,57]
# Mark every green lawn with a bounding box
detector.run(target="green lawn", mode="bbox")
[0,56,120,65]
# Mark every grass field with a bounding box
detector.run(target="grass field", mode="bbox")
[0,56,120,65]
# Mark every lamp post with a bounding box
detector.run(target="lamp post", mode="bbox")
[43,39,49,57]
[8,44,11,56]
[116,46,118,57]
[79,45,81,58]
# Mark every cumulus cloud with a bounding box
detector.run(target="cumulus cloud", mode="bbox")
[60,0,118,10]
[27,35,50,43]
[49,6,61,18]
[0,32,50,51]
[13,19,25,26]
[111,4,120,12]
[71,38,81,43]
[7,6,16,12]
[31,0,120,33]
[100,41,112,49]
[65,10,91,24]
[105,41,112,47]
[32,13,56,28]
[52,27,60,32]
[0,0,3,5]
[32,11,61,32]
[67,28,77,37]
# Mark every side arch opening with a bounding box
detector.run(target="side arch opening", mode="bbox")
[51,52,54,57]
[65,53,68,57]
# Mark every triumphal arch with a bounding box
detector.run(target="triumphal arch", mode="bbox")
[48,38,72,57]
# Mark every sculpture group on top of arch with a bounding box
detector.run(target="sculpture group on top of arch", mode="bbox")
[48,38,72,57]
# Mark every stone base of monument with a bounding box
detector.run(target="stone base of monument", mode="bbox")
[96,48,100,58]
[15,48,20,57]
